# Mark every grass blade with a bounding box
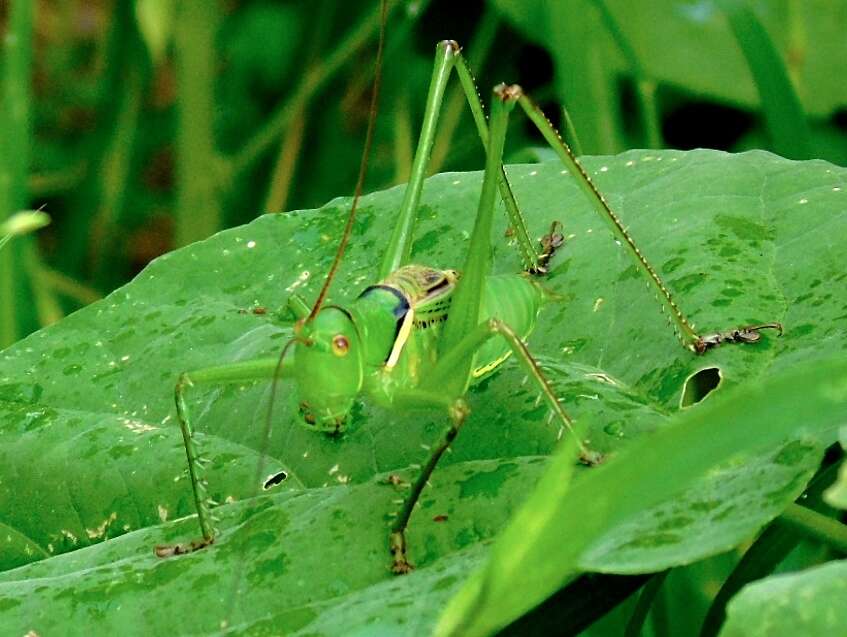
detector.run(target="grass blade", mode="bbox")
[0,0,33,347]
[718,0,811,159]
[592,0,661,148]
[625,570,670,637]
[173,0,223,247]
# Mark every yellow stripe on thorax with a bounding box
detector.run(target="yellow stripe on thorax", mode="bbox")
[471,350,513,378]
[385,308,415,370]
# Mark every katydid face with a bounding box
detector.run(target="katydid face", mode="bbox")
[294,307,363,432]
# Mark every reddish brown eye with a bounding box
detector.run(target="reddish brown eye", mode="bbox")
[331,334,349,356]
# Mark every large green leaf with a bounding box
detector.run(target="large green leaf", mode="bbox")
[720,560,847,637]
[0,149,845,634]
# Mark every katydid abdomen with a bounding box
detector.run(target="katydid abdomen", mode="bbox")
[472,273,545,380]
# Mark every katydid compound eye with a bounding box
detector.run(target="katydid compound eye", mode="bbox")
[331,334,350,356]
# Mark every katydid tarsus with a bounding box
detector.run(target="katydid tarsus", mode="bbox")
[154,32,782,574]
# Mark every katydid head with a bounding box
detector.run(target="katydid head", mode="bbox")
[290,0,384,432]
[294,306,363,432]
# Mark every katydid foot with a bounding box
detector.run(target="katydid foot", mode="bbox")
[389,531,414,574]
[154,536,214,558]
[237,306,268,316]
[532,221,566,275]
[385,473,409,487]
[578,448,604,466]
[693,322,783,354]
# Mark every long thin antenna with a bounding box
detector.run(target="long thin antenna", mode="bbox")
[225,3,389,627]
[224,337,299,625]
[306,0,388,322]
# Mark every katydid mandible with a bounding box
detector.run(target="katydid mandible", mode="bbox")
[155,37,782,574]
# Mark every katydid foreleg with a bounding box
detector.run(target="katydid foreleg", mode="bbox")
[154,355,295,557]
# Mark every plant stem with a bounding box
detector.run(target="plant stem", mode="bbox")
[173,0,223,247]
[231,0,397,178]
[0,0,33,347]
[778,503,847,554]
[263,0,336,213]
[91,65,142,281]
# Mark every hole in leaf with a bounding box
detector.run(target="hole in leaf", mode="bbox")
[663,101,754,151]
[680,367,722,408]
[263,471,288,490]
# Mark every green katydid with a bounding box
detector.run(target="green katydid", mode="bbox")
[154,32,782,574]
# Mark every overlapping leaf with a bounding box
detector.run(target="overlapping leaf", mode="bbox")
[720,560,847,637]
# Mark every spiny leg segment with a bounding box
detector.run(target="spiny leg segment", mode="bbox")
[510,87,782,352]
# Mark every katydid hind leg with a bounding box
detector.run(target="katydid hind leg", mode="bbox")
[512,86,782,352]
[388,86,520,573]
[380,40,555,279]
[379,40,458,279]
[451,51,556,274]
[437,85,517,388]
[387,85,601,573]
[398,59,780,348]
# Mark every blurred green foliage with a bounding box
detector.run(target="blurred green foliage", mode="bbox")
[2,0,846,346]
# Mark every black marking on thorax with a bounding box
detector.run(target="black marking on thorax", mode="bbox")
[413,315,448,329]
[358,284,410,319]
[357,284,412,363]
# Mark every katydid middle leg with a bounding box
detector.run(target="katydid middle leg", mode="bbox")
[154,355,295,557]
[388,317,602,573]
